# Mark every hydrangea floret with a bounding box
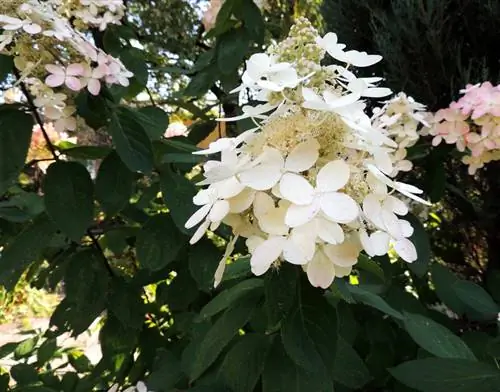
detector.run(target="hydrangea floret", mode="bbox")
[185,18,431,289]
[0,0,132,138]
[425,82,500,174]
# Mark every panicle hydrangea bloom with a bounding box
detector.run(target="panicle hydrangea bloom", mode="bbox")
[185,18,430,289]
[0,0,132,135]
[426,82,500,174]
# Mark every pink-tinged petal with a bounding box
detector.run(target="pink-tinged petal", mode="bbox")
[285,202,320,227]
[306,250,336,289]
[45,64,65,75]
[65,76,83,91]
[87,78,101,96]
[185,204,211,229]
[320,192,359,224]
[45,74,65,87]
[66,63,85,76]
[251,237,285,275]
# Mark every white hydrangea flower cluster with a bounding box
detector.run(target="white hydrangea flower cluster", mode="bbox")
[0,0,132,134]
[186,18,430,289]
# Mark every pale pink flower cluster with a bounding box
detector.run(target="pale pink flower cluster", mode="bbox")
[427,82,500,174]
[74,0,125,31]
[202,0,269,32]
[0,0,134,134]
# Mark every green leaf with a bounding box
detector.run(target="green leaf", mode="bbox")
[59,145,112,160]
[454,280,499,320]
[347,284,404,319]
[37,338,58,365]
[390,358,500,392]
[0,341,19,359]
[199,278,263,319]
[333,337,372,389]
[218,334,272,392]
[190,296,259,381]
[0,109,34,194]
[189,239,223,292]
[95,151,134,216]
[221,257,252,283]
[216,27,250,74]
[262,338,334,392]
[0,213,56,290]
[404,214,431,277]
[10,363,39,385]
[147,348,184,390]
[431,264,465,315]
[108,107,154,173]
[185,64,219,97]
[0,54,13,81]
[187,120,217,145]
[357,253,385,282]
[235,0,265,44]
[136,106,169,140]
[403,312,476,360]
[136,213,186,271]
[281,309,324,372]
[14,336,38,360]
[158,165,197,233]
[264,263,298,328]
[120,48,148,86]
[43,161,94,241]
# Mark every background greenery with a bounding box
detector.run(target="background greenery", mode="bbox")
[0,0,500,391]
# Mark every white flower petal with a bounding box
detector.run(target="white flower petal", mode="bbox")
[394,237,417,262]
[316,218,344,244]
[228,188,256,213]
[285,201,320,227]
[251,237,286,275]
[185,204,212,229]
[384,195,408,215]
[209,200,230,223]
[334,265,352,277]
[381,209,402,239]
[320,192,359,223]
[279,173,315,205]
[239,163,282,191]
[284,139,320,173]
[215,177,245,199]
[316,160,350,192]
[282,237,310,265]
[399,219,414,238]
[257,204,289,236]
[193,189,214,206]
[246,235,265,253]
[324,241,360,267]
[306,250,335,288]
[370,231,391,256]
[189,220,210,244]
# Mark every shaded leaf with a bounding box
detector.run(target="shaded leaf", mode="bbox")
[95,151,134,216]
[136,213,186,271]
[403,312,476,360]
[390,358,500,392]
[43,161,94,241]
